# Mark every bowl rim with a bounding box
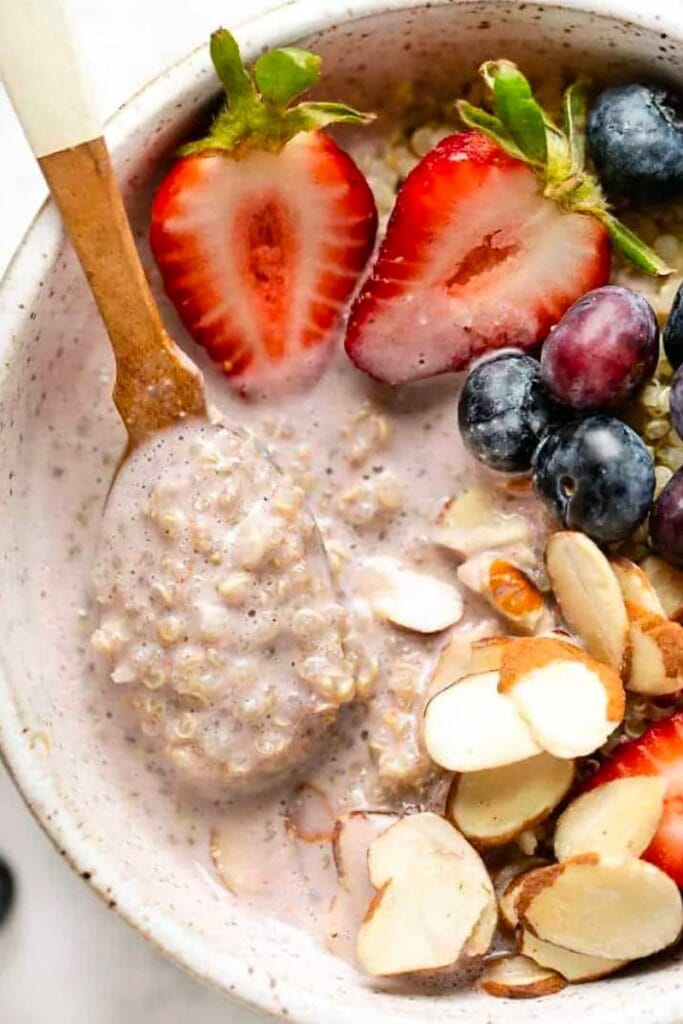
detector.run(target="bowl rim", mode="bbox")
[2,0,683,1020]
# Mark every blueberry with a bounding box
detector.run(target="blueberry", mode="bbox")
[663,282,683,371]
[587,83,683,200]
[671,366,683,440]
[0,857,14,927]
[532,416,655,543]
[458,351,567,473]
[650,469,683,567]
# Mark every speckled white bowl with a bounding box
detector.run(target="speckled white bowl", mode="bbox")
[2,1,683,1021]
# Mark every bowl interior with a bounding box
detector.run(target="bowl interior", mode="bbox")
[1,2,682,1022]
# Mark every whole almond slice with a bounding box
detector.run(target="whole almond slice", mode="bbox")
[435,490,532,558]
[463,893,498,958]
[641,556,683,622]
[546,532,628,670]
[518,855,683,960]
[519,930,626,982]
[611,557,666,616]
[437,486,493,531]
[624,604,683,696]
[356,812,494,976]
[447,752,574,847]
[458,554,547,634]
[480,955,566,999]
[424,671,541,773]
[554,776,665,862]
[499,637,624,758]
[363,556,464,633]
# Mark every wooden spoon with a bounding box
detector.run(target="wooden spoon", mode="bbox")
[0,0,206,448]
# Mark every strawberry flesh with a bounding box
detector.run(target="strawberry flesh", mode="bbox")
[151,131,377,398]
[345,132,610,384]
[586,711,683,886]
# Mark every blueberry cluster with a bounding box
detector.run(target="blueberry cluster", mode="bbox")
[458,284,675,549]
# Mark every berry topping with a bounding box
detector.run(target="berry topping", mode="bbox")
[650,469,683,568]
[458,352,567,473]
[151,30,377,399]
[663,282,683,371]
[587,84,683,201]
[671,367,683,440]
[540,286,659,410]
[532,416,655,543]
[586,711,683,886]
[345,62,668,387]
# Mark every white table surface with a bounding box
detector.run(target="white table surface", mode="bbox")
[0,2,276,1020]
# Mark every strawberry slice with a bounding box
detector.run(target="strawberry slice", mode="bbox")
[345,132,610,383]
[150,31,377,398]
[586,711,683,886]
[345,61,668,386]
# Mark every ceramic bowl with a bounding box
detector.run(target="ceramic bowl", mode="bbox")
[1,1,683,1021]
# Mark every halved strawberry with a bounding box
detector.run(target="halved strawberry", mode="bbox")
[150,30,377,399]
[345,61,668,386]
[346,131,610,383]
[586,711,683,886]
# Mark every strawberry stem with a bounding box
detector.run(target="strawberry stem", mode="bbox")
[180,28,374,158]
[457,61,672,277]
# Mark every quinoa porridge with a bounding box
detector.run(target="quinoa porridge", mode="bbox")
[83,33,683,998]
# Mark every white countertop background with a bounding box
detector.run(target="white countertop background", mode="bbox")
[0,2,278,1020]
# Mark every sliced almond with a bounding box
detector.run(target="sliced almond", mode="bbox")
[611,557,666,616]
[479,954,566,999]
[554,776,665,861]
[332,810,399,891]
[546,531,628,670]
[496,861,549,932]
[624,603,683,696]
[435,489,532,558]
[519,930,626,982]
[499,637,624,758]
[286,783,335,843]
[425,627,501,704]
[518,855,683,960]
[423,670,541,772]
[463,893,498,958]
[458,553,547,634]
[447,752,574,847]
[356,812,494,976]
[470,635,515,674]
[362,556,463,633]
[211,818,298,896]
[641,556,683,622]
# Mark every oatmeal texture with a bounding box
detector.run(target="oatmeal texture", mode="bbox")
[92,413,355,793]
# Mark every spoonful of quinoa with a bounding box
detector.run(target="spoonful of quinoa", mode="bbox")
[0,3,377,793]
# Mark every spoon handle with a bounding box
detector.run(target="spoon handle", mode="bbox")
[0,0,206,447]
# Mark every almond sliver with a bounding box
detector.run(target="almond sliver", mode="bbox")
[611,556,666,616]
[625,603,683,696]
[519,930,626,982]
[519,855,683,960]
[499,637,624,758]
[458,554,546,634]
[641,556,683,622]
[423,670,541,772]
[447,752,574,847]
[363,556,464,633]
[546,531,628,670]
[554,776,665,861]
[480,954,566,999]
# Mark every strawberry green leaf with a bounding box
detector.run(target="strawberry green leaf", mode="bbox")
[286,101,375,133]
[210,29,256,112]
[480,60,547,165]
[254,48,320,105]
[456,100,527,160]
[563,80,589,172]
[596,212,672,276]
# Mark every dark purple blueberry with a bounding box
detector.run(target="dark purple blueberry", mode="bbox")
[671,366,683,440]
[458,351,567,473]
[532,416,655,543]
[650,469,683,567]
[0,857,14,927]
[663,282,683,371]
[541,286,659,410]
[587,83,683,200]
